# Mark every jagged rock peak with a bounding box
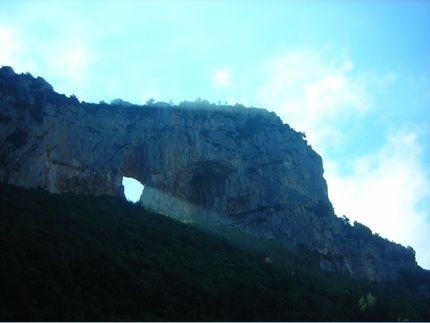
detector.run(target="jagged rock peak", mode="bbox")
[0,66,420,281]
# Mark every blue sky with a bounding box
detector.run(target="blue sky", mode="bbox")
[1,0,429,269]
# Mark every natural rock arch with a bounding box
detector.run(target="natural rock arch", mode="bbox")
[0,66,419,281]
[1,84,333,248]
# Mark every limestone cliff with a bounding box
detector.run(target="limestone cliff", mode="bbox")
[0,66,419,281]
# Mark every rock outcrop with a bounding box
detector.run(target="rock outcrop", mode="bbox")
[0,66,420,281]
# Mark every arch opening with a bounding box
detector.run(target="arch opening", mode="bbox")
[122,176,144,202]
[119,146,148,203]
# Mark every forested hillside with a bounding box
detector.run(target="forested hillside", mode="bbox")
[0,183,429,321]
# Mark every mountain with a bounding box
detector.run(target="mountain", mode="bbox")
[0,65,425,282]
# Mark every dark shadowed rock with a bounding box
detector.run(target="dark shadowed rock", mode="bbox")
[0,66,420,281]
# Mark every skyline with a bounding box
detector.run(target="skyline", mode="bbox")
[1,0,429,268]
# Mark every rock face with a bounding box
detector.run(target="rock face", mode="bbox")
[0,66,420,281]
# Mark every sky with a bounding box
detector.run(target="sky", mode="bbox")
[1,0,429,269]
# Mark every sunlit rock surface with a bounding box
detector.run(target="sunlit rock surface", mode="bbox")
[0,66,419,281]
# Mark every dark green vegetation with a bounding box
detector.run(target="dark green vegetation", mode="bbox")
[0,183,429,321]
[0,68,79,123]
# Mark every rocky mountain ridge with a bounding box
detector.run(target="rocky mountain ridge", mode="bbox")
[0,66,421,281]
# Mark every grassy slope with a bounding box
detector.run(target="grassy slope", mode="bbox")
[0,183,428,321]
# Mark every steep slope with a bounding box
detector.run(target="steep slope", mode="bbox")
[0,66,421,281]
[1,183,429,321]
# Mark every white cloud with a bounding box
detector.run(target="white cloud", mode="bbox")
[0,23,38,73]
[376,72,398,92]
[340,53,353,72]
[47,38,93,93]
[214,69,231,87]
[258,50,371,151]
[213,68,240,104]
[325,126,430,269]
[0,25,18,65]
[0,3,97,100]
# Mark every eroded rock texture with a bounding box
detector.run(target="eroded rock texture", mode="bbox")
[0,66,419,281]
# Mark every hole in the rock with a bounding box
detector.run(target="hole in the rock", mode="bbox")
[122,176,144,202]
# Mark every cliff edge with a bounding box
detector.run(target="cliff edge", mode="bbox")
[0,66,421,281]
